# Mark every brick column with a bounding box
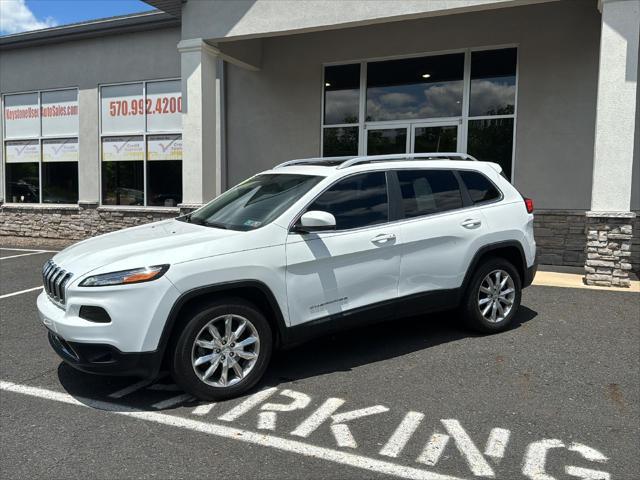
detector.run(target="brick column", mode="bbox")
[585,212,635,287]
[585,0,639,287]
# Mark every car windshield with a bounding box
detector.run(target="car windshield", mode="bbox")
[180,173,323,231]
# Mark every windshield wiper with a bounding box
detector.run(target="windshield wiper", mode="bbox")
[181,213,229,229]
[182,213,205,225]
[204,220,229,230]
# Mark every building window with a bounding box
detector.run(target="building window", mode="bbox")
[469,48,517,117]
[99,79,182,206]
[321,47,517,181]
[467,118,515,179]
[366,53,464,121]
[3,89,79,204]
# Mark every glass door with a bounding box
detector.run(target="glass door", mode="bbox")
[411,122,460,153]
[365,124,410,155]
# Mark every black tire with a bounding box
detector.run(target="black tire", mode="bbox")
[170,298,273,401]
[461,257,522,333]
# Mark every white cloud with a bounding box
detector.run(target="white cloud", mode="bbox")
[0,0,57,35]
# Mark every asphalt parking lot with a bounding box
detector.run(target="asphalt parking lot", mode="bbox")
[1,245,639,480]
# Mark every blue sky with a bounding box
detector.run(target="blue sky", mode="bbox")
[1,0,156,35]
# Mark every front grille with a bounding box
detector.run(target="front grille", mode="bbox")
[42,260,73,305]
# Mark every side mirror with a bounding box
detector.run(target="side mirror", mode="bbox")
[295,210,336,233]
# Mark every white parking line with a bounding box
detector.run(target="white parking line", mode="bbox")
[108,378,156,399]
[0,252,50,260]
[152,393,194,410]
[0,247,59,253]
[0,286,43,299]
[192,402,216,416]
[0,380,467,480]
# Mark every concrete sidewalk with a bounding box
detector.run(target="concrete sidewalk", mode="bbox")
[533,270,640,292]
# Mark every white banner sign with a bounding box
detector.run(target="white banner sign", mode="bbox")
[100,80,181,134]
[43,138,79,162]
[146,80,182,132]
[4,93,40,139]
[5,140,40,163]
[41,89,79,136]
[147,135,182,160]
[100,83,145,134]
[102,136,144,161]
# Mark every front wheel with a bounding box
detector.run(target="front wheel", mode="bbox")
[170,299,273,401]
[461,258,522,333]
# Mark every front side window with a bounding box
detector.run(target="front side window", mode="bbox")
[100,80,182,206]
[397,169,463,218]
[186,174,323,231]
[308,172,388,230]
[3,89,79,204]
[459,170,501,204]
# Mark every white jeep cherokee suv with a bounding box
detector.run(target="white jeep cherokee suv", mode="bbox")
[38,153,536,400]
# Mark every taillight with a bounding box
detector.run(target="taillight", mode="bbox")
[524,198,534,214]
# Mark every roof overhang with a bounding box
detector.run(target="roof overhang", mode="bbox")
[0,11,180,50]
[142,0,184,18]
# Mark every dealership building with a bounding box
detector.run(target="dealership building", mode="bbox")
[0,0,639,286]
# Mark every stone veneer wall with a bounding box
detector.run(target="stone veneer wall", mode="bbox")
[0,203,189,240]
[584,213,636,287]
[1,205,639,276]
[533,210,588,267]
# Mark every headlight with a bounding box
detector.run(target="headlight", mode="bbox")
[79,265,169,287]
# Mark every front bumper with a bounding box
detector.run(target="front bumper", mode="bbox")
[48,330,162,377]
[36,276,181,353]
[37,275,181,377]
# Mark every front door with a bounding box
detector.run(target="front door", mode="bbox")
[285,171,401,327]
[364,122,460,155]
[411,122,460,153]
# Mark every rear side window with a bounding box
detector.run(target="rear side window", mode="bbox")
[308,172,388,229]
[459,170,501,204]
[397,169,463,218]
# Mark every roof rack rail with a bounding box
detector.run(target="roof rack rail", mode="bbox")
[336,152,478,169]
[273,156,354,169]
[273,152,478,170]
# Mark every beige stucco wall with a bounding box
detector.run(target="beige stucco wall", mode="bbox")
[223,0,601,210]
[182,0,559,41]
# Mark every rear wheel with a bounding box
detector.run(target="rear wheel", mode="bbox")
[170,299,273,400]
[462,258,522,333]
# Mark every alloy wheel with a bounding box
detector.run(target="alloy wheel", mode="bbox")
[477,269,516,323]
[191,314,260,387]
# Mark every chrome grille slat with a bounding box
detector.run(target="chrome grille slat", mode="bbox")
[49,268,61,299]
[54,270,67,299]
[43,261,72,305]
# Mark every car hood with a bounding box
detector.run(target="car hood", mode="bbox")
[53,219,244,277]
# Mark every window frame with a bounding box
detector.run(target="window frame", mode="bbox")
[98,78,182,208]
[320,44,519,181]
[2,87,79,205]
[290,166,505,233]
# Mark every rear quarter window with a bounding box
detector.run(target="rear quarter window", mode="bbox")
[458,170,501,204]
[396,169,463,218]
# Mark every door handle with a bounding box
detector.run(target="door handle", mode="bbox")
[461,218,482,229]
[371,233,396,244]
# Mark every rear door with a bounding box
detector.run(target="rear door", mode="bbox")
[394,168,489,296]
[285,171,402,327]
